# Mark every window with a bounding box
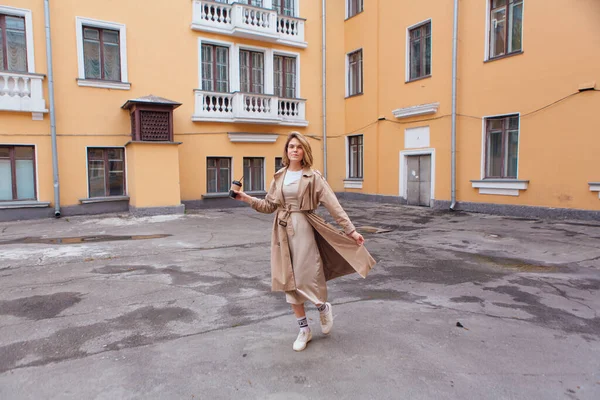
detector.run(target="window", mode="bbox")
[409,22,431,80]
[240,50,264,93]
[275,157,284,172]
[202,44,229,92]
[347,0,363,18]
[87,148,125,198]
[348,135,363,179]
[240,0,263,7]
[273,0,294,16]
[0,145,35,201]
[489,0,523,59]
[485,115,519,178]
[347,49,363,97]
[82,26,120,81]
[76,17,128,89]
[274,55,296,98]
[244,157,264,192]
[207,157,231,193]
[0,14,27,72]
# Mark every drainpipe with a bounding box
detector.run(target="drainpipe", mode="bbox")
[321,0,327,179]
[450,0,459,210]
[44,0,60,217]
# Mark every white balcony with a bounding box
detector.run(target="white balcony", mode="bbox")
[0,71,47,117]
[192,1,307,48]
[192,90,307,126]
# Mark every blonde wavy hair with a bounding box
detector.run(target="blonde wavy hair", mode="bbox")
[282,131,313,168]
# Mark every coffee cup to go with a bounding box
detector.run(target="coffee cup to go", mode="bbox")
[229,180,242,199]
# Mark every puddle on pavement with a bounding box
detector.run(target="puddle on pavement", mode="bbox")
[473,254,558,272]
[0,234,171,245]
[356,226,393,234]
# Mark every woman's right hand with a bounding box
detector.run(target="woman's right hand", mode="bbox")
[233,190,251,204]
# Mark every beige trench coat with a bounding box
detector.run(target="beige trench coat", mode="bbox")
[250,167,376,292]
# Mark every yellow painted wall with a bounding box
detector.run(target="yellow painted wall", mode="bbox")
[126,143,181,208]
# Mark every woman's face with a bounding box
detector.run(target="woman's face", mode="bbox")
[287,138,304,165]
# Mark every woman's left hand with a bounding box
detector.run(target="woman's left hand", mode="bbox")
[348,230,365,246]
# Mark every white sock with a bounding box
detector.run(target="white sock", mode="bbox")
[317,303,329,314]
[297,316,310,333]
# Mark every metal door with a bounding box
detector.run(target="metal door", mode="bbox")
[406,155,431,207]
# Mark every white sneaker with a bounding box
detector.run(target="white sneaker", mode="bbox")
[319,302,333,334]
[293,329,312,351]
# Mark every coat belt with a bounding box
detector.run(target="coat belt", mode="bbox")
[277,205,310,237]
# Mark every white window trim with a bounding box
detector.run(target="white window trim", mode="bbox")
[399,148,436,204]
[472,112,528,196]
[405,18,432,82]
[198,37,236,92]
[234,43,274,94]
[345,48,362,98]
[0,6,35,73]
[484,0,525,61]
[0,143,40,201]
[75,17,129,89]
[85,146,127,199]
[589,183,600,199]
[344,134,364,189]
[273,49,301,98]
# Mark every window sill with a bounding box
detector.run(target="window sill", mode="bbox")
[589,182,600,199]
[77,79,131,90]
[471,179,529,196]
[344,179,363,189]
[0,200,50,209]
[345,93,364,99]
[79,196,130,204]
[202,193,232,199]
[405,75,432,84]
[246,191,267,196]
[484,51,524,63]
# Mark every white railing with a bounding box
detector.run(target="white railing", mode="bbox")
[193,90,307,126]
[192,1,305,47]
[0,71,47,114]
[276,15,305,45]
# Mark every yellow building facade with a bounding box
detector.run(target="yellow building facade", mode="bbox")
[1,0,599,221]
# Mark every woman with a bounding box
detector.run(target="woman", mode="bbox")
[234,132,375,351]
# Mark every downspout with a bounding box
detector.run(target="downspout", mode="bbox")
[321,0,327,179]
[450,0,459,210]
[44,0,60,217]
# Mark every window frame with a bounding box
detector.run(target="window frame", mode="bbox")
[406,20,432,82]
[0,144,37,202]
[199,38,236,92]
[275,157,284,172]
[273,54,297,99]
[0,6,35,73]
[243,157,265,192]
[346,49,363,98]
[272,0,296,16]
[86,147,127,198]
[75,17,129,89]
[201,43,230,93]
[81,26,121,82]
[346,135,364,179]
[239,49,265,94]
[485,0,524,61]
[206,157,232,194]
[346,0,364,19]
[482,114,520,179]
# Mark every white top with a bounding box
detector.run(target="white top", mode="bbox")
[284,169,303,186]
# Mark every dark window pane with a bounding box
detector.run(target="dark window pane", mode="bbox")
[108,172,124,195]
[507,130,519,178]
[14,146,33,159]
[89,159,106,197]
[6,16,27,72]
[490,9,506,57]
[487,131,503,177]
[509,2,523,53]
